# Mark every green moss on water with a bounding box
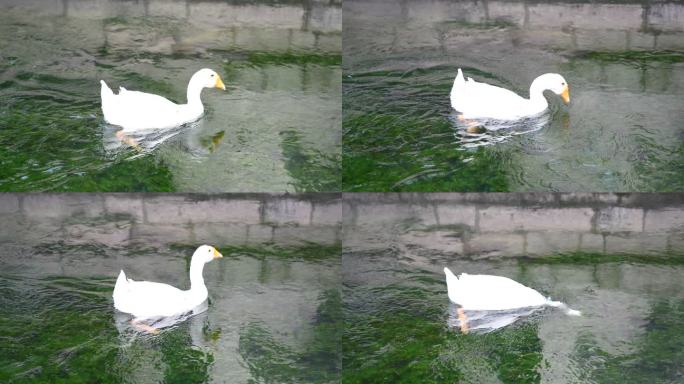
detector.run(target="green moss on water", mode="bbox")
[342,65,513,191]
[572,299,684,384]
[2,58,339,192]
[1,241,340,383]
[0,278,124,383]
[0,280,216,384]
[523,252,684,266]
[239,322,302,381]
[577,50,684,65]
[218,50,342,73]
[342,284,544,384]
[56,157,176,192]
[632,141,684,192]
[239,289,342,384]
[343,314,463,384]
[343,113,510,191]
[280,129,341,192]
[0,77,176,191]
[342,284,452,384]
[159,331,214,384]
[15,72,88,86]
[246,52,342,67]
[306,289,342,376]
[489,324,543,384]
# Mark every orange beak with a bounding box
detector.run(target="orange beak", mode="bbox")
[212,247,223,259]
[215,75,226,91]
[560,84,570,104]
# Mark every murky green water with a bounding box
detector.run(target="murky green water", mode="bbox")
[0,243,341,383]
[343,250,684,383]
[343,0,684,192]
[0,0,341,192]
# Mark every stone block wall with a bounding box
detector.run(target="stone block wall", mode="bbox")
[349,0,684,49]
[0,194,342,248]
[1,0,342,54]
[344,193,684,258]
[3,193,683,257]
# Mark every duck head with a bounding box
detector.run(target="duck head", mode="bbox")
[191,68,226,91]
[194,244,223,264]
[533,73,570,104]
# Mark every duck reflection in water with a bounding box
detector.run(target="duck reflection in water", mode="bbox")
[186,129,227,156]
[103,119,213,158]
[114,300,209,336]
[113,245,223,336]
[104,122,228,160]
[451,112,551,150]
[448,303,541,334]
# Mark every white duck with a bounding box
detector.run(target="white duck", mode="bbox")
[100,68,226,131]
[450,68,569,120]
[113,245,223,320]
[444,267,580,316]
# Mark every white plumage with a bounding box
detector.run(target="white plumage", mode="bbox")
[100,68,225,131]
[450,68,570,120]
[444,267,580,316]
[113,245,223,320]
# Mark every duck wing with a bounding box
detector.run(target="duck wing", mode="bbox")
[465,79,524,104]
[113,271,188,318]
[115,88,179,111]
[445,270,547,310]
[100,82,183,130]
[450,71,529,119]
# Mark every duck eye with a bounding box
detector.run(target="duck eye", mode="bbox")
[211,74,215,77]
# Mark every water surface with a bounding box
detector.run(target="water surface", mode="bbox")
[0,242,341,383]
[343,249,684,383]
[0,0,341,192]
[343,0,684,191]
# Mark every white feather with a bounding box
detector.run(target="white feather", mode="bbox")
[100,68,225,131]
[444,267,580,315]
[450,68,569,120]
[113,245,223,320]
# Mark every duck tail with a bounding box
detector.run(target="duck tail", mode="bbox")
[113,270,127,302]
[450,68,466,109]
[456,68,465,83]
[443,267,460,303]
[100,80,115,122]
[100,80,113,98]
[546,299,582,316]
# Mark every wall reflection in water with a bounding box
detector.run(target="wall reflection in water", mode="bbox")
[0,194,341,383]
[343,1,684,192]
[0,0,341,192]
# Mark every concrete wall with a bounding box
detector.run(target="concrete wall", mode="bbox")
[1,0,342,53]
[347,0,684,51]
[343,193,684,258]
[2,193,683,257]
[0,193,342,248]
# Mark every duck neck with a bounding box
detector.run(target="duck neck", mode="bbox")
[528,77,549,110]
[186,80,205,114]
[189,257,207,293]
